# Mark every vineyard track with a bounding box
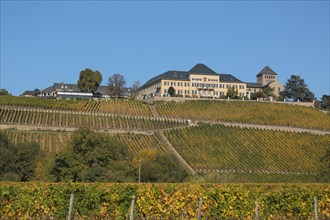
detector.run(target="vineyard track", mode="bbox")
[157,131,197,175]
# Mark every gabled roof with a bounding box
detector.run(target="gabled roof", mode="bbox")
[189,63,217,75]
[257,66,278,77]
[219,74,243,83]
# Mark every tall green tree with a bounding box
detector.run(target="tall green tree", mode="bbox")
[320,95,330,110]
[168,86,175,96]
[226,86,238,99]
[262,85,274,98]
[0,89,10,96]
[77,68,102,93]
[0,131,40,181]
[281,75,314,102]
[48,127,134,182]
[108,74,126,99]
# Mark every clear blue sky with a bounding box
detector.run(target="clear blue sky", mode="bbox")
[1,1,329,99]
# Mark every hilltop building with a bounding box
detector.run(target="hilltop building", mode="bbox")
[246,66,284,98]
[139,64,246,99]
[39,82,130,99]
[140,64,284,99]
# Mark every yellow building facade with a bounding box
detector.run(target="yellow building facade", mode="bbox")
[140,64,247,98]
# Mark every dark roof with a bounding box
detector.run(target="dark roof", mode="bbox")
[219,74,243,83]
[141,64,244,89]
[246,82,263,88]
[141,71,189,89]
[42,83,112,95]
[257,66,278,77]
[22,89,41,96]
[189,63,217,75]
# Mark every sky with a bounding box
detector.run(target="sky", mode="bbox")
[0,1,329,99]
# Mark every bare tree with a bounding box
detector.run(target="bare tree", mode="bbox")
[130,81,141,98]
[108,74,126,99]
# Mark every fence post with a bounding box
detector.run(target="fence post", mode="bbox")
[255,199,259,220]
[67,193,74,220]
[314,196,318,220]
[197,197,203,220]
[129,195,136,220]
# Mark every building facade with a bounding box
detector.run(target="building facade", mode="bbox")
[246,66,284,98]
[140,64,247,98]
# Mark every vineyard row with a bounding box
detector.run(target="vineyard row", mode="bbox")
[164,124,330,174]
[0,108,187,131]
[1,182,329,219]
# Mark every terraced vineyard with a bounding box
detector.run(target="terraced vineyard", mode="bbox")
[156,100,330,130]
[0,96,153,116]
[0,107,185,130]
[164,124,330,174]
[3,129,164,155]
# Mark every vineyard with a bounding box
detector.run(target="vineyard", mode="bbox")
[0,107,186,131]
[155,100,330,131]
[164,124,330,174]
[3,129,164,155]
[0,182,329,219]
[0,96,153,116]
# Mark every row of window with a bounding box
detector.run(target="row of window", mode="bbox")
[264,75,276,79]
[163,89,245,97]
[163,81,245,89]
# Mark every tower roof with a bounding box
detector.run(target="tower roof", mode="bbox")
[257,66,278,77]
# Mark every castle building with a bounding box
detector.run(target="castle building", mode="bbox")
[140,64,284,99]
[246,66,284,98]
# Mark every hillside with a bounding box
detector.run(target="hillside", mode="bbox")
[1,96,329,182]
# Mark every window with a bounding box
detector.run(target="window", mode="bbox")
[185,90,190,95]
[220,91,224,96]
[164,81,169,86]
[164,89,168,93]
[171,82,176,86]
[226,84,230,89]
[215,91,218,95]
[220,84,224,88]
[178,82,183,87]
[178,90,182,94]
[185,82,190,87]
[192,83,196,87]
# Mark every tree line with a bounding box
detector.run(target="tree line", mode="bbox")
[77,68,141,99]
[0,128,189,183]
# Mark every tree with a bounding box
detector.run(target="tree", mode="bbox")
[0,89,10,96]
[318,147,330,182]
[168,86,175,96]
[130,81,141,98]
[226,86,238,99]
[136,150,189,183]
[320,95,330,110]
[281,75,314,102]
[108,74,126,99]
[262,85,274,99]
[0,131,40,181]
[77,68,102,93]
[48,127,134,182]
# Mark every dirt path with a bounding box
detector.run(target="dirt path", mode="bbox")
[157,131,197,175]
